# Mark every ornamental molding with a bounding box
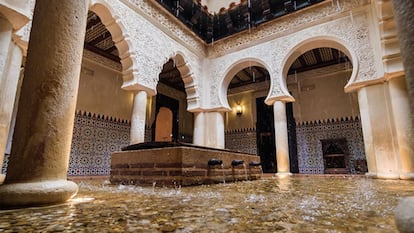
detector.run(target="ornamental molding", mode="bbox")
[122,0,206,56]
[208,12,378,109]
[207,0,371,57]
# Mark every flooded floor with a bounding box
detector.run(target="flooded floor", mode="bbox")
[0,176,413,232]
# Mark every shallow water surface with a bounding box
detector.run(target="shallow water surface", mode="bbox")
[0,176,413,232]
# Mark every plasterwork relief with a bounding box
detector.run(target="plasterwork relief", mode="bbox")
[124,0,205,56]
[208,13,378,109]
[105,1,203,103]
[208,0,370,56]
[14,0,203,109]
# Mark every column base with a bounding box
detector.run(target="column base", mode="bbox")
[365,172,377,178]
[0,174,5,184]
[275,172,292,178]
[0,180,78,207]
[400,173,414,180]
[375,172,401,179]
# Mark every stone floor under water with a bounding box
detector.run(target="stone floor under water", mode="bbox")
[0,176,413,232]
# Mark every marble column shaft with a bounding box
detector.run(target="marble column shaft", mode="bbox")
[130,90,147,144]
[390,2,414,232]
[388,77,414,179]
[204,111,225,149]
[358,84,400,179]
[0,0,88,206]
[273,101,291,175]
[0,16,13,181]
[193,111,205,146]
[0,42,22,178]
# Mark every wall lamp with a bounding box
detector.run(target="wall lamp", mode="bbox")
[236,104,243,116]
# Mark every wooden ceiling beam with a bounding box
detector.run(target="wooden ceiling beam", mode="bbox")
[84,43,120,62]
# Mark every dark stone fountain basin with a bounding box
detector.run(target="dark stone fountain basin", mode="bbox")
[110,142,262,186]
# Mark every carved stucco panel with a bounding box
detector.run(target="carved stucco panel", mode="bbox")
[208,13,378,108]
[15,0,203,103]
[105,0,203,101]
[125,0,205,55]
[209,0,370,56]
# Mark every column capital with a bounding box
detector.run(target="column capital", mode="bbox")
[0,0,31,30]
[265,95,295,105]
[189,106,231,113]
[122,83,156,96]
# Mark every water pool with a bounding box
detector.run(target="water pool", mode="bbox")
[0,176,413,232]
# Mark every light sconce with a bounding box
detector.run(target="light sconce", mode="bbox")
[236,104,243,116]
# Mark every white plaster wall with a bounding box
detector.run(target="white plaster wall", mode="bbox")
[76,58,133,120]
[201,0,234,13]
[287,67,359,123]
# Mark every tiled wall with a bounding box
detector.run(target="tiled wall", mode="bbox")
[225,128,257,154]
[2,115,366,176]
[68,111,131,176]
[1,154,9,174]
[296,117,366,174]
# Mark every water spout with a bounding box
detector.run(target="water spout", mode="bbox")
[208,158,223,166]
[249,161,261,167]
[231,160,245,166]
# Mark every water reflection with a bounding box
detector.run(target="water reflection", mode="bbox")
[0,176,413,232]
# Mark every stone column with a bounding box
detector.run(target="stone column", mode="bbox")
[130,90,148,144]
[0,16,12,76]
[204,111,225,149]
[388,76,414,179]
[358,84,400,179]
[273,101,291,176]
[0,0,88,207]
[0,16,13,183]
[0,42,23,183]
[392,0,414,180]
[391,1,414,231]
[193,111,205,146]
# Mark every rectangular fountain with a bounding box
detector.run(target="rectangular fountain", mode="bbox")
[110,142,262,186]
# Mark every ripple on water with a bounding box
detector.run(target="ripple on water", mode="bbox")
[0,176,413,232]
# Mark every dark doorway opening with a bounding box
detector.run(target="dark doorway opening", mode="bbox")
[152,94,179,142]
[286,102,299,173]
[256,97,276,173]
